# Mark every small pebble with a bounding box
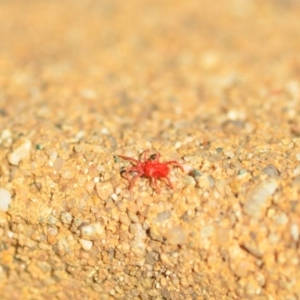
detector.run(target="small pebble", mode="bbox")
[0,129,12,146]
[85,181,95,194]
[262,164,279,177]
[155,211,171,222]
[164,225,187,245]
[53,157,64,171]
[197,175,214,190]
[129,223,146,239]
[47,226,58,236]
[79,238,93,251]
[111,193,118,201]
[60,212,73,224]
[174,141,181,149]
[243,179,278,219]
[96,181,114,200]
[61,169,74,180]
[80,222,105,240]
[129,223,146,257]
[0,188,11,212]
[290,223,299,242]
[8,138,32,165]
[130,239,146,257]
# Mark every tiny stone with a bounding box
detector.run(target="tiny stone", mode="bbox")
[96,181,114,200]
[262,164,279,177]
[96,165,105,172]
[85,181,95,194]
[273,212,288,225]
[174,141,181,149]
[145,252,157,265]
[80,88,97,99]
[79,238,93,251]
[290,223,299,242]
[53,157,64,171]
[47,214,59,225]
[129,223,146,239]
[164,225,187,245]
[80,222,105,240]
[0,188,11,212]
[47,226,58,236]
[156,211,171,222]
[130,239,146,257]
[0,129,12,145]
[49,151,58,162]
[111,193,118,201]
[60,212,73,224]
[70,218,83,233]
[115,187,122,195]
[61,169,74,180]
[243,179,278,219]
[119,213,131,226]
[101,127,109,134]
[223,149,234,158]
[8,138,32,166]
[128,211,139,223]
[197,175,214,189]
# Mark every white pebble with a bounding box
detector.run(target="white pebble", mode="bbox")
[200,51,220,70]
[75,130,85,140]
[115,187,122,195]
[227,109,245,121]
[243,179,278,219]
[130,239,146,257]
[80,222,105,240]
[174,141,181,149]
[290,223,299,242]
[130,223,146,257]
[8,139,32,166]
[79,238,93,251]
[101,127,109,135]
[60,212,73,224]
[47,226,58,236]
[0,188,11,212]
[111,193,118,201]
[49,151,58,162]
[80,88,97,99]
[0,129,12,146]
[7,231,14,238]
[129,223,146,239]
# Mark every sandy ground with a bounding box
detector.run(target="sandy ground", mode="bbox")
[1,0,300,299]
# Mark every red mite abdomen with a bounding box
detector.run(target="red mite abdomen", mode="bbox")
[144,162,170,178]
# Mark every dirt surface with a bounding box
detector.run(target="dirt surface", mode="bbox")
[1,0,300,299]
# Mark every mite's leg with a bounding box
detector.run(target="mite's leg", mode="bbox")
[153,152,160,162]
[163,176,174,189]
[129,171,144,190]
[152,177,160,194]
[118,155,139,165]
[165,161,184,172]
[122,166,141,181]
[142,149,150,162]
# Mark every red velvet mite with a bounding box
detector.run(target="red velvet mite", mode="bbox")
[119,150,184,193]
